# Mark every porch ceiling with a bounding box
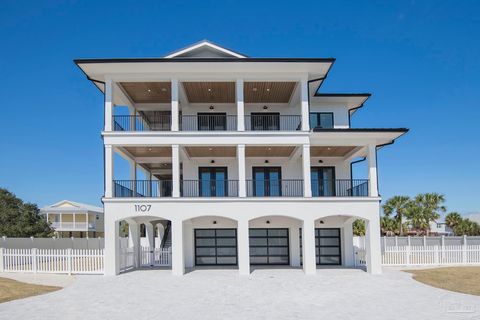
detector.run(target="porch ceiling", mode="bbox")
[182,82,236,103]
[246,146,296,157]
[244,82,297,103]
[184,146,237,157]
[310,146,356,157]
[124,146,172,157]
[120,82,171,103]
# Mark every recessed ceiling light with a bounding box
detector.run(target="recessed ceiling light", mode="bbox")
[327,147,332,150]
[148,148,152,151]
[208,148,213,151]
[252,88,257,91]
[161,88,167,92]
[267,147,272,151]
[266,88,270,92]
[208,88,212,92]
[147,89,151,92]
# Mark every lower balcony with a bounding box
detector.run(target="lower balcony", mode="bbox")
[50,222,96,231]
[112,179,369,198]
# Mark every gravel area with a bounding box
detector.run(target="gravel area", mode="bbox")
[1,268,479,319]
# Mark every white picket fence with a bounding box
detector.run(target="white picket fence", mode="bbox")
[353,235,480,267]
[0,248,104,274]
[140,247,171,267]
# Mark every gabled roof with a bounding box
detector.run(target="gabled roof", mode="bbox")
[40,200,103,214]
[163,40,248,58]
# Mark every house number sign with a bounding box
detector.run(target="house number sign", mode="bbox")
[134,204,151,212]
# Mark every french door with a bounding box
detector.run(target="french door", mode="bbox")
[199,167,228,197]
[311,167,335,196]
[250,113,280,131]
[197,113,227,131]
[252,167,282,197]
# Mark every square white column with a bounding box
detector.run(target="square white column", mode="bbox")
[127,221,141,268]
[300,77,309,131]
[171,78,179,131]
[342,219,355,267]
[302,219,316,275]
[367,144,379,197]
[145,222,155,248]
[104,145,114,198]
[237,219,250,275]
[104,78,113,131]
[236,79,245,131]
[302,144,312,197]
[172,145,180,197]
[237,144,246,197]
[366,217,382,274]
[171,219,185,275]
[289,226,301,267]
[104,216,120,276]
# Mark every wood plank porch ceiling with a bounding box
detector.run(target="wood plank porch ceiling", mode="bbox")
[120,82,171,103]
[310,146,356,157]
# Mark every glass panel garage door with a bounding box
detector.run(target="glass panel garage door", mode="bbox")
[249,228,289,265]
[195,229,237,266]
[317,228,341,265]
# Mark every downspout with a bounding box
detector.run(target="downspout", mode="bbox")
[347,104,364,128]
[306,60,335,129]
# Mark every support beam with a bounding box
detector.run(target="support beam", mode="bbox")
[238,144,246,197]
[104,78,113,131]
[300,77,309,131]
[172,145,180,197]
[171,78,179,131]
[302,219,316,275]
[104,145,114,198]
[238,219,250,275]
[104,217,120,275]
[302,144,312,198]
[236,79,245,131]
[171,219,185,275]
[367,144,378,197]
[366,217,382,274]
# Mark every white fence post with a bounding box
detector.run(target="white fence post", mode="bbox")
[434,245,439,265]
[394,236,398,247]
[462,235,467,264]
[0,247,4,272]
[423,236,427,248]
[67,248,72,275]
[406,236,411,266]
[441,235,445,264]
[32,248,37,273]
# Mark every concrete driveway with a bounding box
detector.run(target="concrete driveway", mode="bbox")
[1,268,479,320]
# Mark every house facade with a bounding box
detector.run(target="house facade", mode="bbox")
[75,40,407,276]
[40,200,104,238]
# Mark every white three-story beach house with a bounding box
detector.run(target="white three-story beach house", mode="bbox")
[75,40,408,276]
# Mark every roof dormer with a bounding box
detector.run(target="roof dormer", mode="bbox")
[163,40,247,58]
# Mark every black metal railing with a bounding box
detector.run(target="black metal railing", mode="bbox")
[311,179,369,197]
[113,180,172,197]
[244,115,302,131]
[246,179,303,197]
[180,115,237,131]
[112,115,171,131]
[180,180,238,197]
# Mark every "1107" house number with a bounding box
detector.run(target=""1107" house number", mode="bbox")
[134,204,151,212]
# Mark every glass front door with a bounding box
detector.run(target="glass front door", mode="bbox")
[252,167,281,196]
[199,167,228,197]
[311,167,335,196]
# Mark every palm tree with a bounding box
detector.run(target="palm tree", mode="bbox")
[407,193,446,235]
[352,219,366,236]
[381,215,398,236]
[445,212,462,229]
[382,196,410,236]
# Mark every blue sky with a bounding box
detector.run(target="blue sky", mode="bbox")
[0,0,479,216]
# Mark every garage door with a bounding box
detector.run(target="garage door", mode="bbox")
[249,228,289,265]
[316,228,341,265]
[194,229,237,266]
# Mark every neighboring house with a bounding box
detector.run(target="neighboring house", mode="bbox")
[75,40,408,276]
[40,200,104,238]
[429,221,453,236]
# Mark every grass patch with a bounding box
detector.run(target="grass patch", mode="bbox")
[0,277,61,303]
[405,267,480,296]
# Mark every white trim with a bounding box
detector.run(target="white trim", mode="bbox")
[164,40,246,59]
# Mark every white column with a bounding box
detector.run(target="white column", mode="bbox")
[86,213,89,233]
[145,222,155,248]
[183,220,194,268]
[104,145,114,198]
[157,223,165,248]
[300,77,309,131]
[343,219,355,267]
[238,144,246,197]
[366,216,382,274]
[172,145,180,197]
[104,78,113,131]
[302,219,316,275]
[104,215,120,275]
[302,144,312,197]
[367,144,379,197]
[128,221,141,268]
[289,226,301,267]
[171,78,179,131]
[73,213,76,230]
[171,219,185,275]
[236,79,245,131]
[237,219,250,275]
[129,159,137,195]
